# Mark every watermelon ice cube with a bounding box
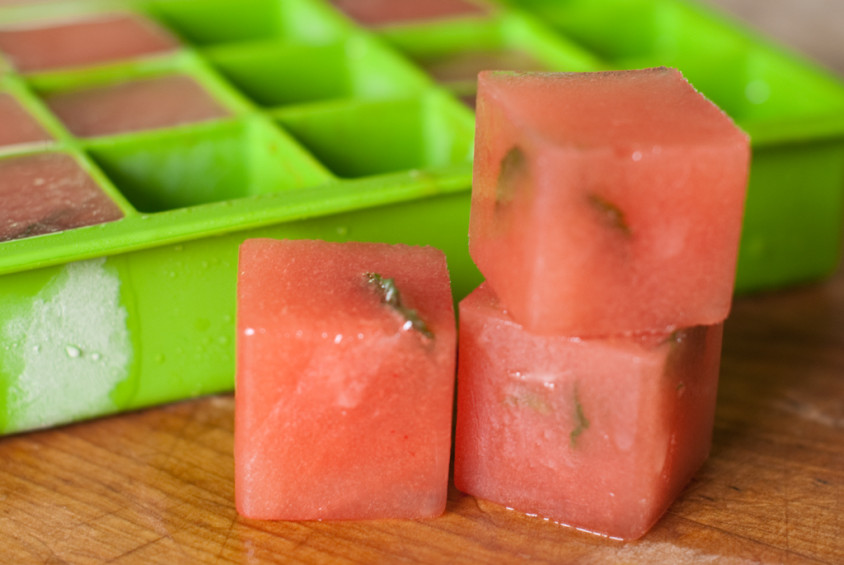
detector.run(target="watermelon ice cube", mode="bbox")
[44,74,231,138]
[0,12,179,73]
[0,152,124,242]
[0,92,52,147]
[235,239,456,520]
[469,68,750,336]
[453,283,723,540]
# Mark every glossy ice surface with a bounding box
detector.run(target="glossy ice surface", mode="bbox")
[469,68,750,336]
[235,239,456,520]
[0,11,179,72]
[45,74,231,137]
[0,152,123,242]
[453,283,724,540]
[0,92,51,147]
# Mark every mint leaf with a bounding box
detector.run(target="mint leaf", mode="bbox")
[496,145,526,206]
[570,385,590,447]
[365,272,433,339]
[587,193,631,236]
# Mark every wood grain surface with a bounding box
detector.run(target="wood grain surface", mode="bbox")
[1,1,843,563]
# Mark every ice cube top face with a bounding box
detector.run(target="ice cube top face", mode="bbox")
[330,0,489,27]
[0,93,52,147]
[0,152,123,242]
[453,283,724,540]
[0,12,180,73]
[469,68,750,336]
[44,74,231,138]
[235,239,456,521]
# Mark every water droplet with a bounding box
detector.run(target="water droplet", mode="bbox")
[91,352,102,361]
[244,328,255,336]
[65,345,81,358]
[631,151,642,162]
[334,334,343,344]
[745,79,770,104]
[32,345,40,353]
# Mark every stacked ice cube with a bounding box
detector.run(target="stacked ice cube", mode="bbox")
[453,68,750,540]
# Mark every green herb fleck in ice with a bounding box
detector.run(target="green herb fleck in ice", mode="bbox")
[365,272,433,339]
[496,145,527,206]
[587,192,631,236]
[570,385,590,448]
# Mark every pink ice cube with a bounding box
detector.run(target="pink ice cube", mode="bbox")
[469,68,750,336]
[0,152,123,241]
[0,12,179,73]
[44,74,231,137]
[236,239,456,520]
[453,282,723,540]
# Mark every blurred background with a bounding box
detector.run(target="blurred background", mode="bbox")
[705,0,843,75]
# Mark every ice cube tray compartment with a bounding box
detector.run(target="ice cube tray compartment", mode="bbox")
[274,92,474,178]
[327,0,496,28]
[147,0,348,48]
[375,12,601,103]
[87,117,332,212]
[0,88,54,149]
[0,150,128,242]
[204,34,432,109]
[1,0,843,434]
[0,8,181,73]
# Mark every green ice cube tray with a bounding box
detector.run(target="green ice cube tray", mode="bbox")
[1,0,842,434]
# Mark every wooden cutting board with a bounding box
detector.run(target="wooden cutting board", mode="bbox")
[1,1,842,563]
[3,262,843,564]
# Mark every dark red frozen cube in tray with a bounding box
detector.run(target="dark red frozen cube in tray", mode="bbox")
[0,92,52,147]
[44,74,232,137]
[329,0,489,26]
[420,49,547,86]
[0,152,124,242]
[0,12,179,73]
